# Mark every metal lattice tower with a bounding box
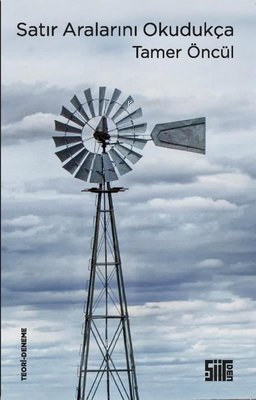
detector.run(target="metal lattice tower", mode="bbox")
[77,183,139,400]
[52,86,206,400]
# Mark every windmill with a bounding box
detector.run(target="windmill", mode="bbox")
[53,86,206,400]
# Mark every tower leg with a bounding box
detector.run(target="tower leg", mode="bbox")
[77,183,139,400]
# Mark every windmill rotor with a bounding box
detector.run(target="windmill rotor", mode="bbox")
[53,86,148,184]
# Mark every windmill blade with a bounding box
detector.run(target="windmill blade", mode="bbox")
[98,86,106,116]
[114,143,142,164]
[62,148,88,174]
[90,154,103,183]
[151,117,206,154]
[75,153,94,181]
[55,143,85,162]
[102,153,118,181]
[116,108,143,128]
[61,106,85,128]
[117,123,147,135]
[70,95,90,121]
[112,96,134,122]
[117,137,147,150]
[108,148,133,176]
[84,88,96,118]
[105,88,121,117]
[55,120,82,134]
[53,136,82,147]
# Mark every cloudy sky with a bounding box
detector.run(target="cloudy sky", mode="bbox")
[2,0,256,399]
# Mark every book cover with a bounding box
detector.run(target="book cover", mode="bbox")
[2,1,256,399]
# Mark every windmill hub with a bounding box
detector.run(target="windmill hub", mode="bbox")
[93,131,110,143]
[93,116,111,147]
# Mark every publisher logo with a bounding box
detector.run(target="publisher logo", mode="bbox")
[205,359,233,381]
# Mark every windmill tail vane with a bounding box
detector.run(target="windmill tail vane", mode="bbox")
[52,86,206,400]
